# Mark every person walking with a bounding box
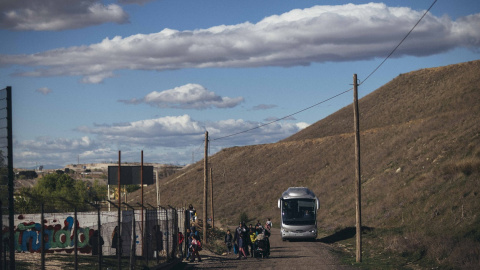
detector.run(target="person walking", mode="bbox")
[234,222,247,259]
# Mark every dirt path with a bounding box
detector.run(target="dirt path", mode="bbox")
[173,228,356,270]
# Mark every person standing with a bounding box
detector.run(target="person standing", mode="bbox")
[224,230,233,255]
[266,218,272,230]
[248,228,256,257]
[185,228,192,261]
[189,234,202,262]
[111,226,122,256]
[90,230,104,256]
[188,204,196,223]
[152,225,163,258]
[178,230,184,258]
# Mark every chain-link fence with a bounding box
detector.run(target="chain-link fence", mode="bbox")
[0,86,14,270]
[1,202,184,269]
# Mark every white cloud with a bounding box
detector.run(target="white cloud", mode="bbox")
[14,114,309,167]
[252,104,277,110]
[17,136,97,152]
[119,83,244,109]
[117,0,154,5]
[1,3,479,83]
[0,0,129,31]
[78,114,307,148]
[77,115,206,148]
[36,87,52,95]
[14,136,99,167]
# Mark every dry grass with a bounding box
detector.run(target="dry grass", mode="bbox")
[127,60,480,269]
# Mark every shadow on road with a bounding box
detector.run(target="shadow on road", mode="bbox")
[319,226,374,244]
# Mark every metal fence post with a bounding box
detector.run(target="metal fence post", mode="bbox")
[122,203,136,270]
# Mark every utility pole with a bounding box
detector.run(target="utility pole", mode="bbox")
[203,131,208,244]
[141,150,144,257]
[117,151,122,270]
[353,74,362,262]
[156,169,160,206]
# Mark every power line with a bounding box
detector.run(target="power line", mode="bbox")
[360,0,438,85]
[205,0,438,143]
[211,88,352,141]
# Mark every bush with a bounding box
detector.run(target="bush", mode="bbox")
[239,212,249,224]
[442,158,480,176]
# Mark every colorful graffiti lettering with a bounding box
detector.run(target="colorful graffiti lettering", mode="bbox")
[3,216,93,253]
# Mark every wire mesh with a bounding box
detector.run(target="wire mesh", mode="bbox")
[2,205,181,269]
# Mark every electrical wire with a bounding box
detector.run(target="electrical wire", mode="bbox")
[211,88,352,141]
[209,0,437,143]
[360,0,438,85]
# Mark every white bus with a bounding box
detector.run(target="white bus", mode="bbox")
[278,187,319,241]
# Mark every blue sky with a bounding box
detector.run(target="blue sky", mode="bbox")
[1,0,479,168]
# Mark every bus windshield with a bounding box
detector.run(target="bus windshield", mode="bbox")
[281,198,316,225]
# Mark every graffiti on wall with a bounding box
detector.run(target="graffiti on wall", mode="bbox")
[2,215,98,254]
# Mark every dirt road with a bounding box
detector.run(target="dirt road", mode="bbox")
[173,228,356,270]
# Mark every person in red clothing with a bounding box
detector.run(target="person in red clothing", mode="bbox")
[178,230,184,258]
[189,234,202,262]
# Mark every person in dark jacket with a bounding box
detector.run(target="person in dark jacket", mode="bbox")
[233,222,248,259]
[90,230,104,256]
[111,226,122,256]
[224,229,233,254]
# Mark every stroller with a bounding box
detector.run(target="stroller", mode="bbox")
[253,237,270,258]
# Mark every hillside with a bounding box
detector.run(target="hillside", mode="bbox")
[128,60,480,268]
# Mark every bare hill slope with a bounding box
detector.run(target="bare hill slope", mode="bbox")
[130,60,480,268]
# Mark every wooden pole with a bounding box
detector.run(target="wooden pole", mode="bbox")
[156,169,160,207]
[203,131,208,244]
[141,150,144,257]
[210,167,214,229]
[117,151,122,269]
[353,74,362,262]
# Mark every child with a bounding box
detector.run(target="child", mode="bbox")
[225,230,233,255]
[248,228,256,257]
[190,234,202,262]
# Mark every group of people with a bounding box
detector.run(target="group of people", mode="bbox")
[185,226,202,262]
[225,218,272,259]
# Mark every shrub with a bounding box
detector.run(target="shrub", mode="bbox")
[442,158,480,176]
[238,212,249,224]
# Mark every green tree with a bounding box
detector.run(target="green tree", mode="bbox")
[92,179,108,200]
[125,184,140,193]
[16,173,108,213]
